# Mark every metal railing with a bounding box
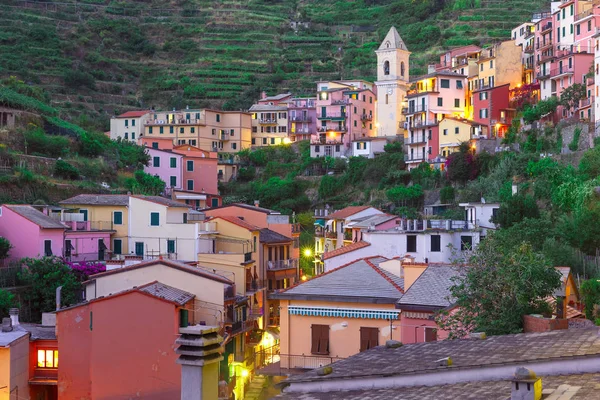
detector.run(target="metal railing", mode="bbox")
[231,320,255,335]
[360,114,373,121]
[291,223,302,233]
[317,126,347,133]
[550,65,575,77]
[541,22,553,32]
[314,209,336,218]
[259,118,278,124]
[412,119,438,129]
[403,105,427,114]
[404,153,427,162]
[575,8,595,21]
[318,112,346,119]
[406,136,427,145]
[246,279,267,293]
[278,354,345,371]
[290,115,312,122]
[331,99,351,105]
[266,259,299,271]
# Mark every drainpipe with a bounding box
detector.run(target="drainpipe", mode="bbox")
[56,286,62,311]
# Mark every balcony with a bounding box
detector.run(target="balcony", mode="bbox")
[277,354,345,372]
[536,69,551,79]
[405,153,427,163]
[579,98,592,108]
[290,115,312,122]
[325,231,337,239]
[403,105,427,115]
[360,114,373,121]
[266,259,299,271]
[331,99,351,105]
[541,21,552,33]
[314,209,336,218]
[406,136,428,145]
[407,87,438,97]
[311,137,344,145]
[246,279,266,293]
[411,119,438,129]
[230,320,255,335]
[539,41,553,52]
[289,101,316,108]
[524,44,534,54]
[539,52,555,63]
[291,223,302,234]
[248,306,264,320]
[550,65,574,78]
[259,118,278,125]
[317,126,347,133]
[317,112,346,120]
[294,128,312,134]
[224,285,237,301]
[575,8,595,21]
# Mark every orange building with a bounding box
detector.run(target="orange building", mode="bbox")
[172,144,218,194]
[56,282,195,400]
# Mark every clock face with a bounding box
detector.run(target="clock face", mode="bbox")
[387,88,393,95]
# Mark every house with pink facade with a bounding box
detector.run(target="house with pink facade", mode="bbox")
[145,147,183,191]
[0,205,65,260]
[173,144,218,194]
[310,80,377,158]
[288,97,316,142]
[0,204,114,262]
[345,214,400,242]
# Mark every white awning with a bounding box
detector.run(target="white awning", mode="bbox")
[175,194,207,200]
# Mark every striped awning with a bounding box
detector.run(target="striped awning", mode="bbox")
[314,219,325,227]
[289,306,399,320]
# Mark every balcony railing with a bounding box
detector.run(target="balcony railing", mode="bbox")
[550,65,575,77]
[291,223,302,234]
[311,138,344,145]
[403,105,427,114]
[331,99,351,105]
[259,118,278,124]
[246,279,267,293]
[230,320,255,335]
[524,44,534,54]
[326,231,337,239]
[406,136,428,145]
[317,112,346,120]
[575,8,595,21]
[536,69,551,79]
[579,98,592,108]
[278,354,345,371]
[266,259,299,271]
[407,87,437,97]
[541,21,552,33]
[294,128,312,134]
[317,126,347,133]
[405,153,427,162]
[411,119,438,128]
[360,114,373,121]
[290,115,312,122]
[145,118,201,126]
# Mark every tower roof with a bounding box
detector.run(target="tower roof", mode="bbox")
[378,26,408,51]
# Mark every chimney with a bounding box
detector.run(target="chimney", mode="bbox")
[56,286,62,311]
[261,91,267,99]
[378,259,403,278]
[176,325,224,400]
[254,200,260,207]
[427,64,436,74]
[9,308,19,326]
[1,317,12,332]
[511,367,542,400]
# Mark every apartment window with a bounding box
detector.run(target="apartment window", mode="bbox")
[270,138,275,145]
[169,126,174,134]
[461,236,473,251]
[354,120,357,127]
[251,138,256,145]
[570,24,573,34]
[125,120,129,127]
[159,126,164,134]
[425,327,437,342]
[562,8,565,18]
[440,79,450,88]
[151,142,158,149]
[315,145,320,153]
[563,26,565,37]
[232,143,237,150]
[454,99,460,108]
[230,129,235,136]
[431,235,441,252]
[124,132,128,140]
[187,180,194,191]
[437,98,443,107]
[178,127,183,134]
[131,133,135,140]
[113,239,122,255]
[359,327,379,352]
[170,157,177,168]
[187,160,194,171]
[570,4,573,15]
[262,138,267,145]
[479,91,488,100]
[335,144,341,152]
[167,240,176,254]
[489,60,493,68]
[37,349,58,369]
[428,130,432,140]
[311,324,329,355]
[170,176,177,187]
[428,146,432,154]
[150,212,160,227]
[443,129,448,135]
[44,240,52,256]
[149,127,153,134]
[153,156,160,167]
[480,63,483,72]
[407,235,417,253]
[369,96,373,104]
[216,114,221,122]
[362,95,366,101]
[113,211,123,225]
[479,109,489,118]
[190,140,197,146]
[577,24,581,35]
[191,127,195,134]
[456,80,463,89]
[589,20,592,32]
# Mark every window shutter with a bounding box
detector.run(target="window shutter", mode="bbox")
[360,327,369,352]
[370,328,379,349]
[311,325,320,354]
[321,325,329,354]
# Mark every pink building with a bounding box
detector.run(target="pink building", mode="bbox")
[173,144,218,194]
[396,263,456,343]
[472,83,513,138]
[435,44,481,71]
[551,50,593,118]
[145,147,183,191]
[288,97,317,142]
[310,80,377,158]
[0,205,65,260]
[57,282,195,400]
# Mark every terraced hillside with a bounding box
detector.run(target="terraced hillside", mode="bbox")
[0,0,548,128]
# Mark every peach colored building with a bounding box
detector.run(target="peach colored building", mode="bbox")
[57,282,195,400]
[172,144,218,194]
[272,257,403,369]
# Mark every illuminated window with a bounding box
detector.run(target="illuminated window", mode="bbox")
[37,349,58,368]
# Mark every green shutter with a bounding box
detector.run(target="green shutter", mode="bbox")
[170,157,177,168]
[135,242,144,256]
[170,176,177,187]
[150,212,160,226]
[187,160,193,171]
[113,211,123,225]
[113,239,122,255]
[167,240,175,254]
[153,157,160,167]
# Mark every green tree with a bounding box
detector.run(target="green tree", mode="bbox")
[386,184,423,207]
[492,194,540,229]
[0,289,14,319]
[436,238,562,337]
[54,160,80,180]
[125,170,166,196]
[560,83,586,113]
[446,143,480,184]
[0,237,12,260]
[579,146,600,179]
[522,96,559,124]
[581,279,600,320]
[19,257,82,322]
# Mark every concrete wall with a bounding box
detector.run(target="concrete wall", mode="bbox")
[85,263,225,324]
[0,335,29,400]
[58,291,180,399]
[66,204,129,255]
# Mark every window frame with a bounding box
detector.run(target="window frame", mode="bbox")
[311,324,330,355]
[407,235,417,253]
[431,235,441,252]
[113,211,123,225]
[37,348,59,369]
[150,212,160,227]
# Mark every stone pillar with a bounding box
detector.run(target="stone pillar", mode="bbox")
[176,325,224,400]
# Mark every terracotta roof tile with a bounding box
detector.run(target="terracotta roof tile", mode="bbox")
[322,241,370,260]
[326,206,372,220]
[211,215,259,231]
[116,110,151,118]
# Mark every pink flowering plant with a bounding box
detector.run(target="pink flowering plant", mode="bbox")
[65,260,106,281]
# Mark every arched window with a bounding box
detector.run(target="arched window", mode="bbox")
[384,61,390,75]
[401,62,405,77]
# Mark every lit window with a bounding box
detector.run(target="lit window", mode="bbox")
[38,349,58,368]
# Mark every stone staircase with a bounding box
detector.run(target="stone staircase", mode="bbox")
[245,375,267,400]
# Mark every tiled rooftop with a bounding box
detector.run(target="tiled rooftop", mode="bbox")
[4,205,65,229]
[139,281,195,306]
[276,372,600,399]
[397,264,460,309]
[322,241,370,260]
[259,228,292,244]
[59,194,130,206]
[283,328,600,385]
[326,206,373,220]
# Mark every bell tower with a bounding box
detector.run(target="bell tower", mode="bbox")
[375,26,410,137]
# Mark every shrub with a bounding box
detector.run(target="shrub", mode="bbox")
[0,237,12,260]
[64,70,96,89]
[440,186,455,204]
[24,127,70,158]
[54,160,79,180]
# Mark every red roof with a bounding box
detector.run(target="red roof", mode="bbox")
[116,110,151,118]
[326,206,372,220]
[322,241,370,260]
[210,215,259,231]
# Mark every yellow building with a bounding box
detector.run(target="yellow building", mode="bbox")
[59,194,130,256]
[142,109,252,153]
[438,117,481,159]
[475,40,523,92]
[249,104,289,146]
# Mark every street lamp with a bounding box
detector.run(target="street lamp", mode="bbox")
[303,248,312,258]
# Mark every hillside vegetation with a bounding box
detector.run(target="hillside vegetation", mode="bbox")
[1,0,547,128]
